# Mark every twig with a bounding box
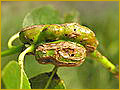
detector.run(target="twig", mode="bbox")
[18,44,34,89]
[8,32,20,48]
[88,50,119,76]
[44,66,59,89]
[1,45,24,57]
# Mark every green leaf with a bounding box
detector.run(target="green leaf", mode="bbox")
[29,72,66,89]
[2,61,31,89]
[23,6,63,28]
[64,10,80,23]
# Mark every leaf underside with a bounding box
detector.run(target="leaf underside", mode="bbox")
[29,72,65,89]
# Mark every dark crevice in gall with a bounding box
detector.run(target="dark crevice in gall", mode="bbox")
[74,29,76,31]
[71,54,74,56]
[64,34,68,36]
[42,27,48,32]
[45,39,57,42]
[30,39,33,42]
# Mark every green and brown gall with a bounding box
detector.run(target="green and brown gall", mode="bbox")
[35,41,86,67]
[19,23,99,52]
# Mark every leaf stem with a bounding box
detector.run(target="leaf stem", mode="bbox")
[1,45,24,57]
[44,66,59,89]
[8,32,20,48]
[88,50,118,75]
[18,44,34,89]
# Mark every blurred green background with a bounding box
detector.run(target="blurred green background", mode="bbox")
[1,1,119,89]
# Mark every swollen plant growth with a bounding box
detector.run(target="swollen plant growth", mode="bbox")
[1,6,119,89]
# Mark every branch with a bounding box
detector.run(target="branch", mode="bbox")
[18,44,34,89]
[8,32,20,48]
[1,45,24,57]
[44,66,59,89]
[88,50,119,78]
